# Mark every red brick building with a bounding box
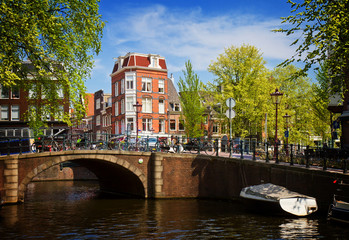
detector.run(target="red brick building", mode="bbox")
[110,53,171,139]
[0,61,69,139]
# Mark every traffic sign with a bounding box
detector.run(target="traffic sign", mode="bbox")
[285,130,289,138]
[226,98,236,108]
[225,109,236,119]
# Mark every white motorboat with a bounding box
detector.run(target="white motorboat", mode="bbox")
[240,183,318,216]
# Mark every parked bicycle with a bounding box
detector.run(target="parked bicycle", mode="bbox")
[183,138,216,155]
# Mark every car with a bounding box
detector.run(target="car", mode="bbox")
[139,137,158,151]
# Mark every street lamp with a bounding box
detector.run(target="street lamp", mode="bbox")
[283,113,291,156]
[270,88,283,163]
[133,101,142,151]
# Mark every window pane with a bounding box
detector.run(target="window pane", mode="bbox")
[1,85,9,99]
[159,99,164,114]
[1,105,9,120]
[158,79,164,93]
[126,97,134,111]
[11,105,20,121]
[170,120,176,130]
[142,78,152,92]
[12,86,20,98]
[159,119,165,133]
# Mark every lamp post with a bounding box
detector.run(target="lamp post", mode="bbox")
[133,101,142,151]
[270,88,283,163]
[283,113,291,156]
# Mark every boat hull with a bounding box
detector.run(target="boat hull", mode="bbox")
[328,206,349,224]
[240,183,318,216]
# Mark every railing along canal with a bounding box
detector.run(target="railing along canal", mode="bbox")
[0,134,348,174]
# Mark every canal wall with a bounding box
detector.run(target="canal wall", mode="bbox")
[1,151,348,212]
[159,154,348,211]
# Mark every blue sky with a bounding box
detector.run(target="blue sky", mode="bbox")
[87,0,305,93]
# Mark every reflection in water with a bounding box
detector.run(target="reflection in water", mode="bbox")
[279,218,319,239]
[0,181,349,239]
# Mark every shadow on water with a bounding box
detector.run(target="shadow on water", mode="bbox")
[0,181,349,239]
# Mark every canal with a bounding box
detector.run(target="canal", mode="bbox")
[1,181,348,239]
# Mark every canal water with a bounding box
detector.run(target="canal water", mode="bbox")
[1,181,348,239]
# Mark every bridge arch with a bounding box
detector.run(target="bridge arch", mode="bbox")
[18,154,148,201]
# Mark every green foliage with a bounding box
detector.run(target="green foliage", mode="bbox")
[0,0,105,134]
[207,44,274,139]
[271,65,315,145]
[310,62,340,143]
[274,0,349,95]
[178,60,205,138]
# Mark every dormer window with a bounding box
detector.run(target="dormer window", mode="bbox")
[118,57,124,71]
[148,55,160,69]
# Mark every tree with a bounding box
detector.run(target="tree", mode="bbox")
[275,0,349,147]
[178,60,205,138]
[271,65,315,145]
[207,44,274,139]
[310,62,340,145]
[275,0,349,95]
[0,0,105,132]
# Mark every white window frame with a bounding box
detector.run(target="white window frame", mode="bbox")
[120,79,125,94]
[115,121,119,134]
[120,99,125,114]
[115,101,119,116]
[96,115,101,126]
[1,105,9,120]
[121,119,125,134]
[158,79,164,93]
[159,119,165,133]
[11,105,20,121]
[126,75,134,90]
[142,97,152,113]
[159,99,165,114]
[126,96,135,112]
[0,84,9,99]
[142,77,152,92]
[126,117,134,132]
[96,98,100,110]
[142,118,152,132]
[115,82,119,96]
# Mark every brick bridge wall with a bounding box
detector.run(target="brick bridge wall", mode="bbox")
[1,150,348,211]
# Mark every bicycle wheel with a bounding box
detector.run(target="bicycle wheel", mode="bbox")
[204,143,216,155]
[119,141,129,151]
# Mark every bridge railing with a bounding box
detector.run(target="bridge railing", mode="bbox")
[1,134,348,173]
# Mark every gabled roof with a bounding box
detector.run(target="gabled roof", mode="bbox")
[167,77,181,111]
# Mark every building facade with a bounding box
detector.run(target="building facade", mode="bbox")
[0,61,69,139]
[110,53,171,139]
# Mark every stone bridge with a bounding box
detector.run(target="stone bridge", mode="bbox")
[1,150,348,212]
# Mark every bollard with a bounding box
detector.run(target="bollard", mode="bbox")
[229,139,232,158]
[215,138,219,157]
[343,158,347,174]
[275,142,279,164]
[290,144,294,165]
[240,140,244,159]
[266,142,269,163]
[197,138,201,155]
[306,145,310,168]
[252,141,256,161]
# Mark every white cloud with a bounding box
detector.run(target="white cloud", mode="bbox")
[104,4,297,73]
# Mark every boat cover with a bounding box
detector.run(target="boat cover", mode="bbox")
[241,183,313,202]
